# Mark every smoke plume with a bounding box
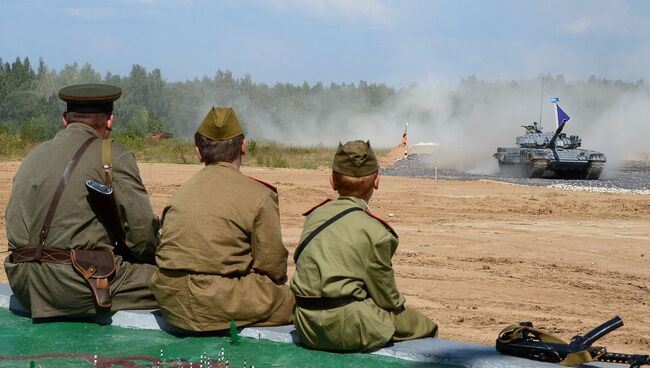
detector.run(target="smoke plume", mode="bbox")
[226,76,649,175]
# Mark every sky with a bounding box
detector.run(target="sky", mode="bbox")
[2,0,650,86]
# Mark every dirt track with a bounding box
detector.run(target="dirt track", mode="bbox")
[1,161,649,353]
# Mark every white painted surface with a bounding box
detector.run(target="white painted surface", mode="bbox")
[0,283,617,367]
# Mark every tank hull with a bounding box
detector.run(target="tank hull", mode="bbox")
[494,147,606,180]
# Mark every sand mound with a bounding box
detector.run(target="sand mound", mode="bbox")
[380,145,408,167]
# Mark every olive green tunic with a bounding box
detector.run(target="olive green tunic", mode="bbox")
[150,162,294,331]
[4,123,160,318]
[291,196,437,351]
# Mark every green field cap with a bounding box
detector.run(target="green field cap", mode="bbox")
[332,140,379,177]
[196,107,244,141]
[58,84,122,113]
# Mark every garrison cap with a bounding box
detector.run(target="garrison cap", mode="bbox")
[58,84,122,114]
[196,107,244,141]
[332,140,379,177]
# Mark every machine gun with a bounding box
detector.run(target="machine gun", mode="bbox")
[85,179,135,263]
[496,316,650,367]
[521,122,543,134]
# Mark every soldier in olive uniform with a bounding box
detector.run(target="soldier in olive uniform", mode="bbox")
[4,84,160,319]
[150,107,294,332]
[291,140,438,351]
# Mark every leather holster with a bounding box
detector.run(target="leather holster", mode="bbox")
[70,250,116,309]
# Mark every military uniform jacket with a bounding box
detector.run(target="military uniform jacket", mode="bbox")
[290,196,406,351]
[150,162,290,331]
[4,123,160,318]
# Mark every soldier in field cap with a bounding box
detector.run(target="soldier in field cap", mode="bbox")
[291,140,438,351]
[5,84,160,319]
[151,107,294,332]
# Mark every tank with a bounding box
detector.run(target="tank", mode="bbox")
[493,121,606,179]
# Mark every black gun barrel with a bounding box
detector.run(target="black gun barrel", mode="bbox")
[573,316,624,351]
[546,123,566,149]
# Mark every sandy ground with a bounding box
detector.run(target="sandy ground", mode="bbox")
[1,161,649,354]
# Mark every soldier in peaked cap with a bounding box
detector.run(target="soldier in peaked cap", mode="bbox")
[150,107,294,332]
[291,140,438,351]
[4,84,160,319]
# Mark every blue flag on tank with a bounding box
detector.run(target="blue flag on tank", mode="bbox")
[555,104,571,127]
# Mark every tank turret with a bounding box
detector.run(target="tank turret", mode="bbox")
[493,99,606,179]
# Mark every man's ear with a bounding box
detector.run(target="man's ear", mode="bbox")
[61,113,69,127]
[106,114,114,131]
[374,173,380,190]
[195,146,204,163]
[241,138,248,156]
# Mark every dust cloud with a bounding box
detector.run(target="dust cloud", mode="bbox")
[201,76,650,175]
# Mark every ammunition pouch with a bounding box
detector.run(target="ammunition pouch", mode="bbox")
[70,250,116,309]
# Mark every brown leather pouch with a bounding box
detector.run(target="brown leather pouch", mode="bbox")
[70,250,116,309]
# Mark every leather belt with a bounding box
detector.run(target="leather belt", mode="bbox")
[10,247,72,265]
[295,295,357,310]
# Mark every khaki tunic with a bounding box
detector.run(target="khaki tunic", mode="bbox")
[150,162,294,331]
[291,196,437,351]
[4,123,160,318]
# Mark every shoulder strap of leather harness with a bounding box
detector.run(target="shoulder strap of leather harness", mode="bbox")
[34,136,97,261]
[293,206,364,263]
[101,138,112,185]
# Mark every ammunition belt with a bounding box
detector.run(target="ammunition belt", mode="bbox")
[10,247,116,309]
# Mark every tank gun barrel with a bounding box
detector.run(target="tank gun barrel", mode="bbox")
[546,121,566,148]
[547,101,571,148]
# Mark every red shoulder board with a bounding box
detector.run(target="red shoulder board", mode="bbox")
[366,212,399,239]
[248,176,277,193]
[302,198,333,216]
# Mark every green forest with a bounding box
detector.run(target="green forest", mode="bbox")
[0,57,398,165]
[0,56,395,139]
[1,56,648,166]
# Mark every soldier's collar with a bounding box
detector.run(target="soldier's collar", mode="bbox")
[338,196,369,212]
[66,122,102,137]
[360,198,371,213]
[209,161,239,171]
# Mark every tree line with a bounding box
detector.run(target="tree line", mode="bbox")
[0,56,647,145]
[0,57,396,141]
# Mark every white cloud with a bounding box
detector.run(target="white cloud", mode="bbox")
[66,2,160,22]
[557,1,650,37]
[561,17,592,34]
[270,0,394,26]
[67,7,115,20]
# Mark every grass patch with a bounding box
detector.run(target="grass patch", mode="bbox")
[113,135,199,164]
[0,131,388,169]
[245,141,388,169]
[247,140,334,169]
[0,130,40,160]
